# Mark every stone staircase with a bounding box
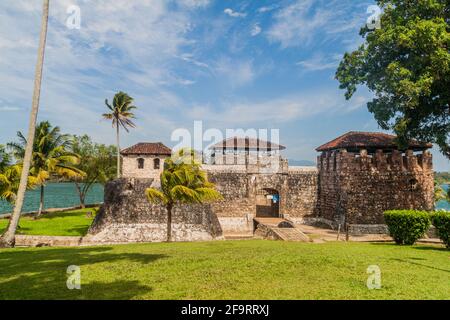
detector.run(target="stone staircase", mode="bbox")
[253,217,311,242]
[270,227,311,242]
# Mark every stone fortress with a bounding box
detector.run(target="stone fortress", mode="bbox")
[87,132,434,243]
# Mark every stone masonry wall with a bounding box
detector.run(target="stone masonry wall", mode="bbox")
[88,166,319,242]
[317,149,434,228]
[121,155,169,180]
[87,178,223,243]
[207,167,318,235]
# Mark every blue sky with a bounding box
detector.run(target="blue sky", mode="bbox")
[0,0,448,171]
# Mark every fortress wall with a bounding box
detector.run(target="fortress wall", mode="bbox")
[207,169,319,233]
[317,149,434,227]
[283,171,319,224]
[87,178,223,243]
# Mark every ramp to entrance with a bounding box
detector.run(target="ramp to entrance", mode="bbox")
[254,218,310,242]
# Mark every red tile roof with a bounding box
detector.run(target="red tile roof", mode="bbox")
[121,142,172,156]
[316,131,432,152]
[211,137,286,150]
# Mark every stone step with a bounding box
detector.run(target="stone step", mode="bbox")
[271,228,311,242]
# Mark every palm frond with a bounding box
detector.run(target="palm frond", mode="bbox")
[145,188,166,204]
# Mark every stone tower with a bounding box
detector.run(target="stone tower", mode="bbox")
[315,132,434,232]
[120,142,172,182]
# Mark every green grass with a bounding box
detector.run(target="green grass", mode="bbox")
[0,208,95,237]
[0,241,448,300]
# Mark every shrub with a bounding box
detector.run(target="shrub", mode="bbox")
[431,211,450,249]
[384,210,431,245]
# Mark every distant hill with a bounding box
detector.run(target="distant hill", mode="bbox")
[288,159,316,167]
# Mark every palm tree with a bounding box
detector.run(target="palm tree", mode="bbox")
[0,0,50,247]
[8,121,85,217]
[102,92,137,178]
[146,149,223,242]
[0,164,46,205]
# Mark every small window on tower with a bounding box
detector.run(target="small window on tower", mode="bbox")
[154,158,160,169]
[137,158,145,169]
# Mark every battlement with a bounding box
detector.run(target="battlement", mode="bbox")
[317,149,433,173]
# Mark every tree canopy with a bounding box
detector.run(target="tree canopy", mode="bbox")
[70,135,117,207]
[336,0,450,158]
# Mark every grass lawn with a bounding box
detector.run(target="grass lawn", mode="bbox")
[0,208,95,237]
[0,241,448,300]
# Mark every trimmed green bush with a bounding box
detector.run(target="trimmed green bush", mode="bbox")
[384,210,431,245]
[431,211,450,248]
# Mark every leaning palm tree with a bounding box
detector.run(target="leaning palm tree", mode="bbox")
[146,149,223,242]
[102,92,137,178]
[8,121,85,217]
[0,0,50,247]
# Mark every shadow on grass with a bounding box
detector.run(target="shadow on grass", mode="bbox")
[368,242,447,251]
[0,246,166,299]
[390,258,450,274]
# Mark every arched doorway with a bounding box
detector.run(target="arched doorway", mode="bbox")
[256,188,280,218]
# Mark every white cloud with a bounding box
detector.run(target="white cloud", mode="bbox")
[267,0,330,48]
[296,53,342,71]
[257,5,278,13]
[214,58,255,87]
[177,0,210,8]
[179,53,210,69]
[0,0,200,146]
[251,24,262,36]
[183,90,370,126]
[267,0,369,48]
[224,8,247,18]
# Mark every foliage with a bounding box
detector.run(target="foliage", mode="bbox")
[0,164,46,204]
[102,92,137,132]
[0,145,11,172]
[384,210,431,245]
[8,121,84,180]
[146,149,222,241]
[336,0,450,158]
[7,121,85,215]
[431,211,450,248]
[0,242,449,299]
[70,135,117,207]
[435,171,450,185]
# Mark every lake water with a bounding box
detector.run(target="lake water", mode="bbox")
[436,184,450,211]
[0,182,104,215]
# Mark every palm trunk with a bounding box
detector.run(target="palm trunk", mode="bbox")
[0,0,49,248]
[116,123,120,178]
[36,185,45,218]
[166,204,173,242]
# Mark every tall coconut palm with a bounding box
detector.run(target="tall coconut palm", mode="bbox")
[102,92,137,178]
[145,149,223,242]
[8,121,85,217]
[0,0,50,247]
